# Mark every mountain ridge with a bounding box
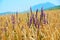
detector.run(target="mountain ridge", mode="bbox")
[31,2,55,11]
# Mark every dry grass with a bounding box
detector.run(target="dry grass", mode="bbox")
[0,9,60,40]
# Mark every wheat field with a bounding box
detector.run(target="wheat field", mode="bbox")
[0,9,60,40]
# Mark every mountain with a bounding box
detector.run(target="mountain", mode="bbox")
[47,5,60,10]
[0,12,17,15]
[31,2,55,11]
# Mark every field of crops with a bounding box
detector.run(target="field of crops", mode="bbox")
[0,8,60,40]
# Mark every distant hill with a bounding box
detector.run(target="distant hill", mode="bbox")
[0,12,17,15]
[46,5,60,10]
[0,4,60,15]
[31,2,55,11]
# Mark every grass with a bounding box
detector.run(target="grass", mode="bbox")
[0,9,60,40]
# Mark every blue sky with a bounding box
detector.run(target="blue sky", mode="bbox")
[0,0,60,13]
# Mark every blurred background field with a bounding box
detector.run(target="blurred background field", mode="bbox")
[0,9,60,40]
